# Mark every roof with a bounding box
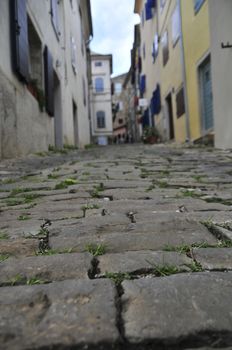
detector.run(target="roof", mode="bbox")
[91,52,113,74]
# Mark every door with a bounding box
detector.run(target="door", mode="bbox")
[166,93,175,140]
[73,101,78,146]
[54,73,63,148]
[199,57,214,131]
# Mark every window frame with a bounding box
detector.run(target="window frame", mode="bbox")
[95,61,102,67]
[162,30,169,66]
[194,0,205,14]
[51,0,60,40]
[172,4,181,47]
[95,77,104,93]
[96,111,106,128]
[176,85,185,118]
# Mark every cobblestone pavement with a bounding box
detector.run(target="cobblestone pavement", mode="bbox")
[1,144,232,350]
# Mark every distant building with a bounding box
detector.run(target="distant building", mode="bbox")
[112,73,127,143]
[90,52,113,145]
[0,0,93,159]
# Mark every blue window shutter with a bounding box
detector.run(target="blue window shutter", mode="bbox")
[10,0,29,82]
[145,2,153,20]
[147,0,156,9]
[151,84,161,115]
[140,75,146,94]
[44,46,54,117]
[194,0,205,13]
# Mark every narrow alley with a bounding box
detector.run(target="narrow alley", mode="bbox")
[0,144,232,349]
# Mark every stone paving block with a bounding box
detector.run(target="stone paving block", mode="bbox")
[97,251,192,275]
[193,248,232,270]
[0,238,38,257]
[0,252,92,285]
[50,222,218,254]
[0,279,119,350]
[122,272,232,347]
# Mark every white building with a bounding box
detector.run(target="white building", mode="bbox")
[90,53,113,145]
[0,0,93,159]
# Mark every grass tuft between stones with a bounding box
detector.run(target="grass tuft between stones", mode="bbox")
[0,254,9,262]
[105,272,132,286]
[85,244,106,257]
[0,231,9,240]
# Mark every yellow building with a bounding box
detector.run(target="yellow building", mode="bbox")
[134,0,188,143]
[181,0,213,142]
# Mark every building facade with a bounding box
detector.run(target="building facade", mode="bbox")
[112,73,128,143]
[0,0,92,159]
[133,0,232,148]
[90,53,113,145]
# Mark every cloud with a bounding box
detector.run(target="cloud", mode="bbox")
[90,0,140,76]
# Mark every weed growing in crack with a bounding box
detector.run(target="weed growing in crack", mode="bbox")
[0,231,9,240]
[17,214,31,221]
[217,240,232,248]
[37,248,73,256]
[157,180,169,188]
[163,241,216,253]
[1,178,17,184]
[90,183,105,198]
[184,261,203,272]
[0,254,9,262]
[150,264,184,277]
[9,274,25,286]
[204,197,232,206]
[55,178,78,190]
[105,272,132,286]
[180,190,202,198]
[26,277,46,285]
[48,174,60,180]
[85,244,106,256]
[10,187,34,196]
[81,204,100,217]
[192,175,206,182]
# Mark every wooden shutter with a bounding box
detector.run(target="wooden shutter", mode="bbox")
[44,46,54,116]
[176,87,185,118]
[10,0,29,82]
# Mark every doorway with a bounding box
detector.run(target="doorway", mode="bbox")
[166,93,174,140]
[73,100,78,146]
[199,56,214,132]
[54,73,63,148]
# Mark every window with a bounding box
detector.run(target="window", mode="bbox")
[95,61,102,67]
[119,118,123,124]
[176,86,185,118]
[115,83,122,95]
[82,77,86,106]
[143,43,146,59]
[141,9,145,26]
[160,0,166,12]
[152,33,159,62]
[79,7,84,55]
[172,5,180,46]
[10,0,29,82]
[71,35,77,74]
[97,111,106,128]
[51,0,60,38]
[27,16,43,105]
[162,30,169,66]
[194,0,205,13]
[44,46,54,116]
[95,77,104,92]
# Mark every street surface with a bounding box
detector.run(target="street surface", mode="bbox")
[0,144,232,349]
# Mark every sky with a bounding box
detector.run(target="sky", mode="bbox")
[90,0,140,77]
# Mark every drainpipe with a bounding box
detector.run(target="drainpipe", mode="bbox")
[178,0,191,142]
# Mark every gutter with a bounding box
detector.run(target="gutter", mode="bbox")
[178,0,191,141]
